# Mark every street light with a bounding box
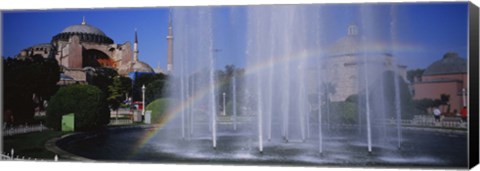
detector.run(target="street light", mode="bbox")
[142,84,146,118]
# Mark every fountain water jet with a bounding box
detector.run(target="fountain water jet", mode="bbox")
[180,54,186,140]
[362,52,373,153]
[256,71,264,153]
[393,61,402,149]
[317,71,323,154]
[390,6,402,149]
[210,51,217,149]
[232,75,237,131]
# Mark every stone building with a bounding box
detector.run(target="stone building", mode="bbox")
[16,43,54,60]
[319,25,407,102]
[16,17,154,84]
[412,52,467,113]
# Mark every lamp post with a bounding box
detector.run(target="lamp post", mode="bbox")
[223,92,226,116]
[142,84,146,117]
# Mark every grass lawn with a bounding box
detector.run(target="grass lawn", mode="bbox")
[3,131,68,160]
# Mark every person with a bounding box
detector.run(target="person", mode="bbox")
[460,106,468,122]
[433,107,441,122]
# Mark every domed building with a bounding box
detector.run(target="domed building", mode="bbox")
[412,52,467,113]
[320,24,407,102]
[16,17,154,84]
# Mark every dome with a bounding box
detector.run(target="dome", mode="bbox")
[131,61,155,73]
[328,34,361,56]
[27,43,52,49]
[16,43,54,58]
[51,18,114,44]
[328,24,389,57]
[423,52,466,76]
[61,24,107,36]
[22,43,53,53]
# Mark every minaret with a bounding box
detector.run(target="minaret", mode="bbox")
[82,16,86,25]
[134,29,139,62]
[166,10,174,73]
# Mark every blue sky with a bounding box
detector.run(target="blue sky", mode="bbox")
[2,2,468,70]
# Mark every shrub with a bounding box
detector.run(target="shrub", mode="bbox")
[146,98,170,124]
[46,84,110,131]
[329,101,358,124]
[225,101,243,116]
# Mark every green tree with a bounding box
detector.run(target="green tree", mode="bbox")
[132,73,167,101]
[108,76,131,117]
[118,76,133,98]
[321,82,336,125]
[406,68,425,83]
[86,67,119,114]
[46,84,110,131]
[145,79,167,104]
[4,57,60,124]
[374,71,414,119]
[87,67,118,95]
[214,65,242,115]
[328,101,358,124]
[440,93,450,113]
[412,98,436,114]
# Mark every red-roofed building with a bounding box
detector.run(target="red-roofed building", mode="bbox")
[412,52,467,114]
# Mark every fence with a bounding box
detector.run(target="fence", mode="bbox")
[215,115,467,129]
[388,115,467,129]
[109,119,133,125]
[3,123,49,137]
[1,148,58,161]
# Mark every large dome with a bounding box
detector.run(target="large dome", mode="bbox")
[61,24,107,36]
[328,34,361,56]
[328,25,389,57]
[423,52,466,76]
[51,18,114,44]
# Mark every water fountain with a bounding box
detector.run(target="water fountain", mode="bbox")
[168,4,405,156]
[56,4,468,167]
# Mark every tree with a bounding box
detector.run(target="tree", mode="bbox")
[353,71,414,120]
[145,79,167,104]
[413,98,436,115]
[4,57,60,124]
[132,73,167,101]
[376,71,414,119]
[440,93,450,113]
[87,67,118,95]
[321,82,336,125]
[328,101,358,124]
[108,76,131,117]
[214,65,241,114]
[407,69,424,83]
[118,76,133,98]
[46,84,110,131]
[86,67,119,113]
